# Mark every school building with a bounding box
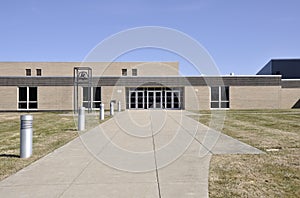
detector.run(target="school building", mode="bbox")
[0,59,299,111]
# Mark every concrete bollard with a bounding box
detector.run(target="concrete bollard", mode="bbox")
[118,101,121,112]
[110,101,114,116]
[100,103,104,120]
[78,107,85,131]
[20,115,33,158]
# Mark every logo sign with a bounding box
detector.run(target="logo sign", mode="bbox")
[78,71,89,80]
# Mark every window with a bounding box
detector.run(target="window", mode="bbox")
[18,87,38,109]
[26,69,31,76]
[82,87,101,109]
[122,69,127,76]
[36,69,42,76]
[210,86,229,109]
[132,69,137,76]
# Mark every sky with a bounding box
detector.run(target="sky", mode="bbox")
[0,0,299,75]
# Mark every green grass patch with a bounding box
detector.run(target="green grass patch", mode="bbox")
[0,112,109,181]
[190,109,300,197]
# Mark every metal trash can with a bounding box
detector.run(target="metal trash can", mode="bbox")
[20,115,33,158]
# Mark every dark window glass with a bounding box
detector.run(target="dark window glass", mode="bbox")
[26,69,31,76]
[83,102,90,108]
[93,102,101,108]
[29,87,37,101]
[19,87,27,101]
[221,86,229,101]
[93,87,101,101]
[29,102,38,109]
[83,87,90,101]
[18,103,27,109]
[211,102,219,108]
[36,69,42,76]
[211,87,219,101]
[132,69,137,76]
[122,69,127,76]
[221,102,230,108]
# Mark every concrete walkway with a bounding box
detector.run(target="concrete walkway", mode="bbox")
[0,110,262,198]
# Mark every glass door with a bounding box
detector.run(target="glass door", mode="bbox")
[147,91,162,109]
[165,91,180,109]
[129,91,144,109]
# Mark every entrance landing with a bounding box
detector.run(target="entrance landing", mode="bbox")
[0,110,262,198]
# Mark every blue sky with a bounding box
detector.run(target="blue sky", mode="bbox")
[0,0,299,75]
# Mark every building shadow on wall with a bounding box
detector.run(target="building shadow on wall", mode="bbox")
[292,99,300,109]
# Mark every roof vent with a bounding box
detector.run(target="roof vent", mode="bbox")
[230,72,235,76]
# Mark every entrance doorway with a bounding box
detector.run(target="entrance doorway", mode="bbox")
[126,87,183,110]
[165,91,180,109]
[129,91,144,109]
[147,91,162,109]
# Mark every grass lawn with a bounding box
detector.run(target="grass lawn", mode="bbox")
[0,112,108,181]
[191,109,300,197]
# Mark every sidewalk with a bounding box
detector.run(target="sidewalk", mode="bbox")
[0,110,262,198]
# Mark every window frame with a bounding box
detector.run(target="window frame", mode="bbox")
[210,86,230,109]
[122,69,127,76]
[26,69,31,76]
[36,69,42,76]
[82,86,101,109]
[18,87,38,110]
[132,68,137,76]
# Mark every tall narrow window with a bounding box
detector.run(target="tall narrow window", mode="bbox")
[26,69,31,76]
[122,69,127,76]
[132,69,137,76]
[36,69,42,76]
[18,87,38,109]
[93,87,101,108]
[82,87,91,108]
[210,86,229,109]
[82,87,101,109]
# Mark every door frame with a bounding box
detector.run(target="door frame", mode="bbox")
[129,90,144,109]
[165,90,181,109]
[147,90,162,109]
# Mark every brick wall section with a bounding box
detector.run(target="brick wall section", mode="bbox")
[0,62,179,77]
[38,87,73,110]
[185,86,210,110]
[230,86,281,109]
[280,88,300,108]
[0,87,17,110]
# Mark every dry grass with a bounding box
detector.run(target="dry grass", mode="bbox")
[0,112,109,181]
[191,109,300,197]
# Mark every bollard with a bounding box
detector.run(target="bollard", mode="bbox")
[100,103,104,120]
[78,107,85,131]
[20,115,33,158]
[110,101,114,116]
[118,101,121,112]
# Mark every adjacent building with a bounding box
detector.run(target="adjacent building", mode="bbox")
[0,60,299,111]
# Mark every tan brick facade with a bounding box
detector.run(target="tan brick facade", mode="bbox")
[0,62,299,111]
[0,87,17,110]
[38,87,73,110]
[230,86,281,109]
[184,86,210,110]
[0,62,178,77]
[280,88,300,109]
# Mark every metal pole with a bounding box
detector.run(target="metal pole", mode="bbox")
[110,101,114,116]
[78,107,85,131]
[100,103,104,120]
[118,101,121,112]
[20,115,33,158]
